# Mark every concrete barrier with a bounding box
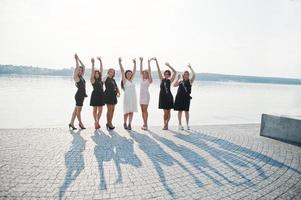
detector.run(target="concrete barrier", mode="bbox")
[260,114,301,144]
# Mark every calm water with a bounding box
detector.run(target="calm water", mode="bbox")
[0,75,300,129]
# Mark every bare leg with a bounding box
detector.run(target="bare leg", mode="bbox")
[178,111,183,126]
[166,110,171,128]
[185,111,190,126]
[97,106,103,127]
[93,107,97,127]
[106,104,110,125]
[70,107,77,126]
[163,110,168,129]
[129,112,133,125]
[110,105,115,127]
[124,113,128,125]
[76,106,84,126]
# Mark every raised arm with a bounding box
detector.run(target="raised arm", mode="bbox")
[118,57,126,84]
[188,63,196,84]
[97,57,103,75]
[148,59,153,83]
[131,58,136,80]
[90,58,95,84]
[174,74,181,87]
[153,58,163,80]
[77,56,86,75]
[73,54,80,82]
[139,57,143,76]
[165,62,177,83]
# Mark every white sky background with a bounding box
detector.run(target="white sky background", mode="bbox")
[0,0,301,78]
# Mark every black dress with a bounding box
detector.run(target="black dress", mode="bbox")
[90,79,105,106]
[159,79,174,110]
[75,76,87,106]
[174,80,192,111]
[104,77,118,105]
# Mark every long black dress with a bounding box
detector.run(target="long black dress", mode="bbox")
[75,76,87,106]
[174,80,192,111]
[104,77,118,105]
[159,79,174,110]
[90,79,105,106]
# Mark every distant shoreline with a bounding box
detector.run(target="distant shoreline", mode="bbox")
[1,64,301,85]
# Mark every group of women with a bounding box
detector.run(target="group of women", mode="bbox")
[68,54,195,131]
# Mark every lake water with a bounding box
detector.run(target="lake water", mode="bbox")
[0,75,300,129]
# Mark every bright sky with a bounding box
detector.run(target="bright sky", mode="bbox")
[0,0,301,78]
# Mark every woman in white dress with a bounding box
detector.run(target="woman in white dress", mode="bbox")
[119,57,138,130]
[139,57,152,130]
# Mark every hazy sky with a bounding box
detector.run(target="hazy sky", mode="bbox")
[1,0,301,78]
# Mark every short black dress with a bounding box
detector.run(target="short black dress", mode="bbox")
[75,76,88,106]
[174,80,192,111]
[90,79,105,106]
[104,77,118,105]
[159,79,174,110]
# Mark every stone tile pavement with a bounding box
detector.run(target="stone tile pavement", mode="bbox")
[0,124,301,199]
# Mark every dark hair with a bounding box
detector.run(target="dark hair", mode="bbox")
[121,70,133,90]
[94,70,102,80]
[164,70,171,77]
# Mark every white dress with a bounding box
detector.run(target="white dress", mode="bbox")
[123,80,138,113]
[140,79,150,105]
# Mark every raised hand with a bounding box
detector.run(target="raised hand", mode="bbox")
[139,57,143,62]
[165,62,170,66]
[133,58,136,64]
[188,63,192,68]
[97,57,101,61]
[91,58,95,64]
[74,54,78,60]
[118,57,122,63]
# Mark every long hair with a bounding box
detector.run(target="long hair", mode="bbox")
[121,70,132,90]
[182,70,190,82]
[94,70,102,81]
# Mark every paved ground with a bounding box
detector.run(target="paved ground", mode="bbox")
[0,124,301,200]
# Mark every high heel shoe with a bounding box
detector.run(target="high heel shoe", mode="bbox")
[79,124,86,130]
[69,124,77,130]
[123,123,128,130]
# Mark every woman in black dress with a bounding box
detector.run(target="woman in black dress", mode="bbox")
[90,57,105,130]
[103,68,120,130]
[174,64,195,130]
[152,57,177,130]
[69,54,87,130]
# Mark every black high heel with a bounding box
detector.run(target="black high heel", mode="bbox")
[69,124,77,130]
[79,124,86,130]
[106,123,115,130]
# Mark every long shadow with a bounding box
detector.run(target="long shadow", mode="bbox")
[108,130,142,184]
[149,130,231,186]
[59,130,86,199]
[183,129,301,175]
[91,130,113,190]
[173,129,301,187]
[129,130,203,198]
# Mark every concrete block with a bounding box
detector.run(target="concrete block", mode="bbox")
[260,114,301,144]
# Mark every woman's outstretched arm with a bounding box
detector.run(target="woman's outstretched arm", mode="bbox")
[77,56,86,75]
[174,74,181,87]
[73,54,80,82]
[131,58,137,80]
[97,57,103,75]
[139,57,143,77]
[148,59,153,83]
[165,62,177,83]
[118,57,126,84]
[188,64,196,84]
[153,57,163,80]
[90,58,95,84]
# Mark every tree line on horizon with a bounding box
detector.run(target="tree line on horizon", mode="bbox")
[1,64,301,85]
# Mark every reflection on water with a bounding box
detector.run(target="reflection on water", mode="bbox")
[0,75,300,128]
